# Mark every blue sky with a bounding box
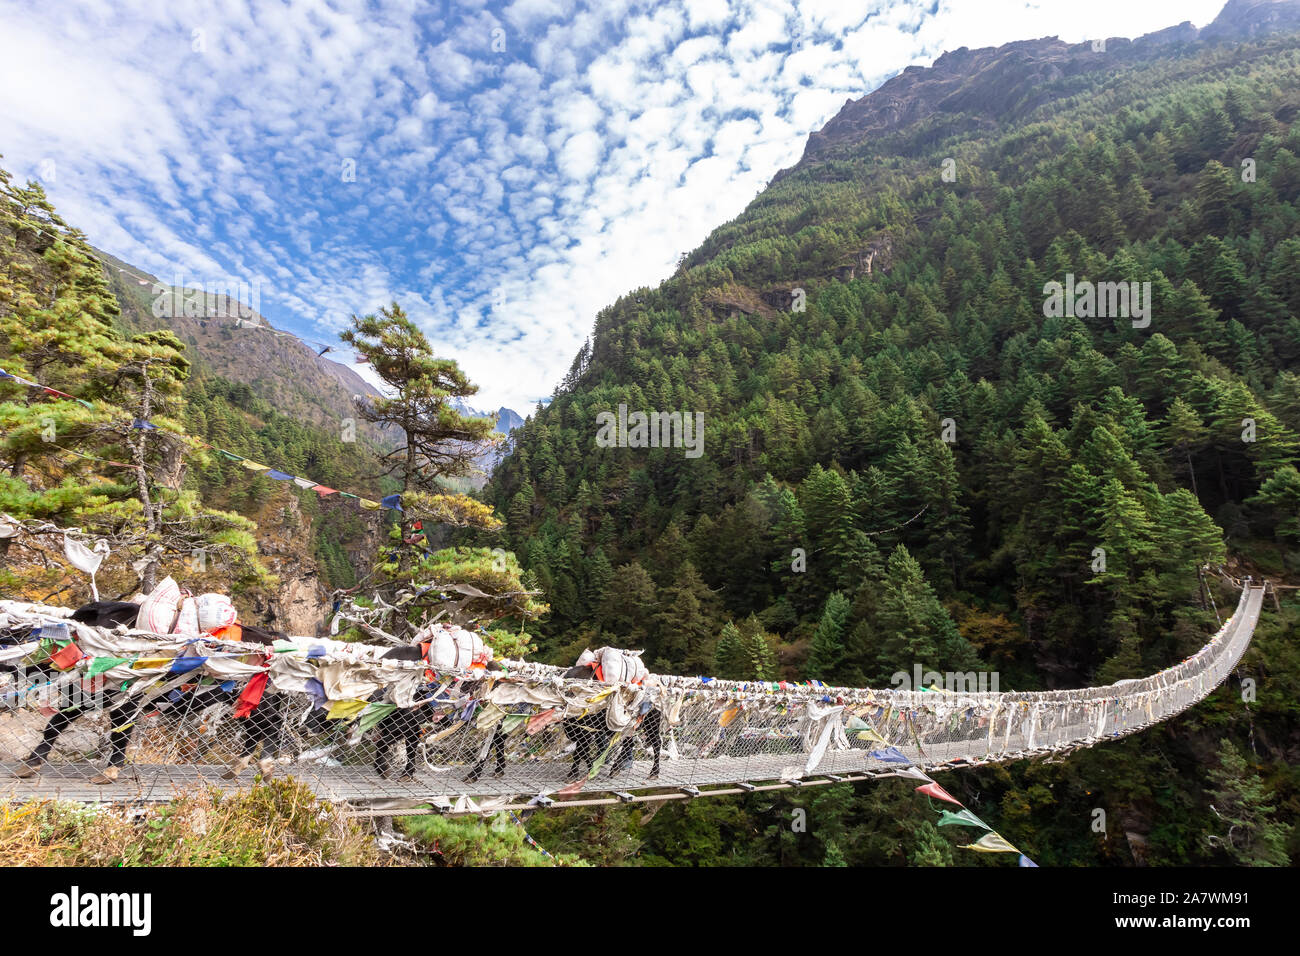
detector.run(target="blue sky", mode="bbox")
[0,0,1226,411]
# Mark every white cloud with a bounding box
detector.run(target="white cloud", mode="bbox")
[0,0,1229,412]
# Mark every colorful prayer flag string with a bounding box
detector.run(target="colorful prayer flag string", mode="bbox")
[508,810,558,864]
[1,367,408,519]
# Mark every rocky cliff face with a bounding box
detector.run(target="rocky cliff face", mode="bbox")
[241,487,332,635]
[783,0,1300,175]
[1202,0,1300,40]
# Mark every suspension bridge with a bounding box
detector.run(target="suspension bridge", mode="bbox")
[0,584,1264,816]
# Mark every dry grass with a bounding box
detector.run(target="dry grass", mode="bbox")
[0,779,399,866]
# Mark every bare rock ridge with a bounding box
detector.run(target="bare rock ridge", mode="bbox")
[783,0,1300,175]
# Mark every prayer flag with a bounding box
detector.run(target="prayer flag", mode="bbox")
[937,809,991,830]
[48,642,84,670]
[233,672,269,718]
[916,781,963,806]
[326,698,368,720]
[960,832,1020,854]
[868,746,911,764]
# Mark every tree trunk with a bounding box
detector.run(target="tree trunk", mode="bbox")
[132,370,160,594]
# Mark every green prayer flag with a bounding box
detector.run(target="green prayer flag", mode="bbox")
[937,809,991,830]
[501,713,528,733]
[86,656,132,677]
[358,702,397,734]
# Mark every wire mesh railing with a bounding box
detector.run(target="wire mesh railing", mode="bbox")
[0,585,1263,813]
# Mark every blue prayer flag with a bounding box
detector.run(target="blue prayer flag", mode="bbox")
[868,746,912,764]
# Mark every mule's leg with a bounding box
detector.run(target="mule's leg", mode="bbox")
[395,710,423,780]
[491,724,507,777]
[255,697,284,778]
[400,725,419,780]
[609,735,636,777]
[223,697,273,779]
[15,706,84,777]
[374,718,393,778]
[465,723,502,783]
[564,723,586,780]
[645,710,662,779]
[90,699,140,785]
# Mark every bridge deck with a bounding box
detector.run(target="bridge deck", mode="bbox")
[0,587,1260,813]
[0,728,1086,808]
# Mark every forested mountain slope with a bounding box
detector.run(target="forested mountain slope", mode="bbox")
[487,3,1300,865]
[97,249,387,445]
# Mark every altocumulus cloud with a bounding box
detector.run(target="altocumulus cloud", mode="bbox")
[0,0,1223,410]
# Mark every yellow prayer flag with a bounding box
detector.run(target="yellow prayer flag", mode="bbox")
[241,459,270,472]
[960,832,1020,854]
[358,498,381,510]
[326,698,368,720]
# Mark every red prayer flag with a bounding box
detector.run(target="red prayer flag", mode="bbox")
[48,641,85,671]
[916,781,963,806]
[233,672,268,718]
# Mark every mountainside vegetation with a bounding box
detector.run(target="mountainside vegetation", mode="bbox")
[3,3,1299,868]
[484,18,1300,865]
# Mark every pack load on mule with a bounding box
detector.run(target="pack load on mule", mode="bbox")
[465,646,662,783]
[0,585,517,787]
[1,578,289,784]
[369,622,500,780]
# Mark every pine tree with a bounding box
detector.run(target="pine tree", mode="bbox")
[739,614,779,681]
[1206,739,1292,866]
[342,304,496,492]
[654,561,714,672]
[909,820,953,867]
[1164,397,1208,499]
[1246,465,1300,544]
[806,590,851,681]
[714,620,746,679]
[872,545,979,682]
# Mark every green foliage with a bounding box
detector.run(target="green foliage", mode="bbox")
[0,162,265,591]
[399,813,586,866]
[477,36,1300,867]
[1205,738,1293,866]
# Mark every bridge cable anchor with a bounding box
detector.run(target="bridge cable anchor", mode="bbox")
[681,786,701,798]
[614,791,635,803]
